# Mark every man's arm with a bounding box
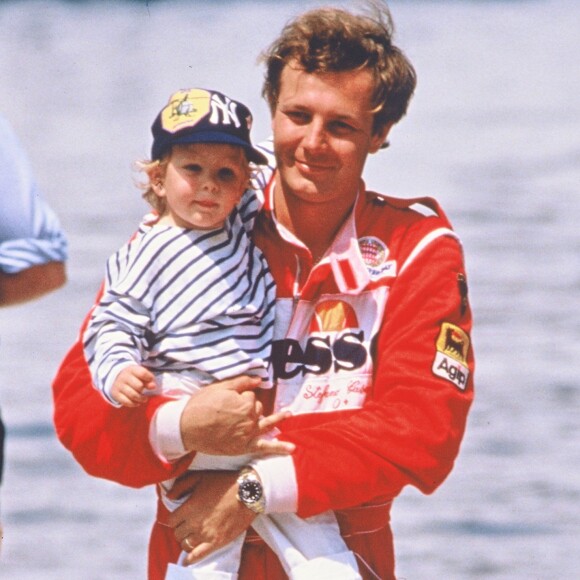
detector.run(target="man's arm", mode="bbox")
[273,235,474,515]
[0,261,65,306]
[0,115,68,305]
[165,234,474,557]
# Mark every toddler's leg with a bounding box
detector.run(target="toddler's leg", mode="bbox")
[164,533,245,580]
[252,512,362,580]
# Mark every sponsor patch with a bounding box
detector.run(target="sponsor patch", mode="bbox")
[160,88,212,133]
[272,291,389,415]
[358,236,396,279]
[432,322,470,390]
[309,299,359,333]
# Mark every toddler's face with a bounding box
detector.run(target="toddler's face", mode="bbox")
[156,143,249,230]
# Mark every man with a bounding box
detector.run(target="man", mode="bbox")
[0,115,67,306]
[1,113,68,546]
[53,3,474,579]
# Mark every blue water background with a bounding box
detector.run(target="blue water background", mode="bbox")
[0,1,578,578]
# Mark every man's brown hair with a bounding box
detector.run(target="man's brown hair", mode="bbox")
[261,1,417,133]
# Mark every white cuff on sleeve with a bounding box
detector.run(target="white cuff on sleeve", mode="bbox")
[149,397,189,462]
[250,455,298,514]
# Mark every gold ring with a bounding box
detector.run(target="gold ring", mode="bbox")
[184,537,193,551]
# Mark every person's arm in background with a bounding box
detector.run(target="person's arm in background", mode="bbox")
[0,114,67,306]
[0,262,65,306]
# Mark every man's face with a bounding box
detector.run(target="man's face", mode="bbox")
[271,64,389,208]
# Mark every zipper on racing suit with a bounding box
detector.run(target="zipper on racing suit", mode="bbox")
[292,253,301,308]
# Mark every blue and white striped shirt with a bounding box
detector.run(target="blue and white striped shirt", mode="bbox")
[83,189,276,405]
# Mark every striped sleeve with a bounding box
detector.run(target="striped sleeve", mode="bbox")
[83,227,171,403]
[238,137,276,232]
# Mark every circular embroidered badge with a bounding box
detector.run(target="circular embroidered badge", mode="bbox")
[358,236,395,279]
[358,236,387,268]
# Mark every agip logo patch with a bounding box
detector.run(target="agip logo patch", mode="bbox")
[432,322,470,390]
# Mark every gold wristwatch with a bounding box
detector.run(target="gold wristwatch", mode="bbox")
[236,467,266,514]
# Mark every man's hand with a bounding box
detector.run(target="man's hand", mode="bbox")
[180,375,295,456]
[167,471,255,565]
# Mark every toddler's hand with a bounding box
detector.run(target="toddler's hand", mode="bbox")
[111,365,156,407]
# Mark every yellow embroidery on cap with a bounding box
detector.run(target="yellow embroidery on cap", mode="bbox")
[161,89,211,134]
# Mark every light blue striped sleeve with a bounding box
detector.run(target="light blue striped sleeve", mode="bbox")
[0,115,68,274]
[239,136,276,232]
[252,136,276,191]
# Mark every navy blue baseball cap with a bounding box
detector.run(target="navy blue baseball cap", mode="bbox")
[150,88,267,165]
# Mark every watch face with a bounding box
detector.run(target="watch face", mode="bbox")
[240,479,262,503]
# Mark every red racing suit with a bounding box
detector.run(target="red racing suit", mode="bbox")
[53,173,474,580]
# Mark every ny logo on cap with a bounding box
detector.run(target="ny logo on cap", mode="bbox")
[162,89,242,134]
